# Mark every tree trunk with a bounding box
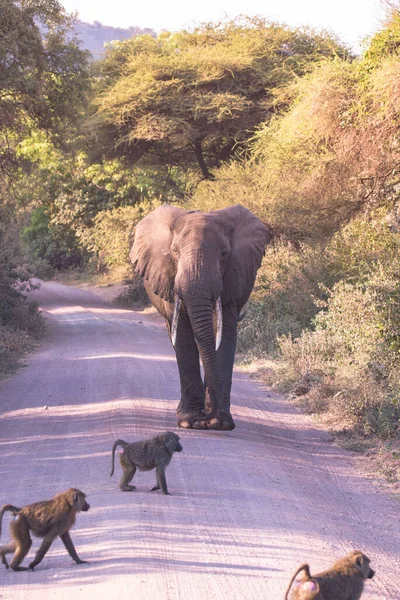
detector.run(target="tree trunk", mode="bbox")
[191,140,214,180]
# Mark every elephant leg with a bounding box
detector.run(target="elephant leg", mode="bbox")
[172,311,206,429]
[204,302,237,430]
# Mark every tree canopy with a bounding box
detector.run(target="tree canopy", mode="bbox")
[92,18,349,178]
[0,0,90,184]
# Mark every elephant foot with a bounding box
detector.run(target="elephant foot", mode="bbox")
[207,418,235,431]
[178,419,195,429]
[192,418,209,429]
[177,411,235,431]
[206,411,235,430]
[177,413,207,429]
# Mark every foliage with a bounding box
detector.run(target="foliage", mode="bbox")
[278,273,400,438]
[21,205,84,272]
[194,37,400,242]
[0,0,90,180]
[186,159,263,213]
[363,9,400,65]
[327,208,400,283]
[17,135,176,272]
[237,241,330,355]
[0,216,44,375]
[87,200,161,271]
[92,17,348,180]
[0,0,88,375]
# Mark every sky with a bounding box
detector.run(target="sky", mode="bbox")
[60,0,387,52]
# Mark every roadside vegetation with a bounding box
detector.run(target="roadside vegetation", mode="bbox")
[0,0,90,373]
[1,0,399,478]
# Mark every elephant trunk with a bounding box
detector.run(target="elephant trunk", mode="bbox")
[179,291,224,416]
[171,295,222,351]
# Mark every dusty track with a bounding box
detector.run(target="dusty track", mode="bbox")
[0,280,399,599]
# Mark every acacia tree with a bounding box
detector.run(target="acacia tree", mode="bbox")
[92,17,349,179]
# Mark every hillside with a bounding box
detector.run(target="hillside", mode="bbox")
[74,20,156,55]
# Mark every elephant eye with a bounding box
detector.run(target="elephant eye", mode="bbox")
[220,249,229,262]
[171,246,179,259]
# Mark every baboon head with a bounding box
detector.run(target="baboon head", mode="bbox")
[63,488,90,512]
[352,551,375,579]
[159,432,183,454]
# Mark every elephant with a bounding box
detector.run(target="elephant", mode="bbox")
[130,204,272,431]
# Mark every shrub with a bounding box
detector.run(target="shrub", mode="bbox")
[0,222,45,376]
[248,59,361,239]
[87,200,161,273]
[194,48,400,244]
[187,160,265,216]
[327,208,400,284]
[237,240,333,355]
[21,206,85,272]
[0,324,36,376]
[278,277,400,438]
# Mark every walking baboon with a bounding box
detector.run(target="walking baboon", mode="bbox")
[0,488,90,571]
[285,550,375,600]
[110,431,183,494]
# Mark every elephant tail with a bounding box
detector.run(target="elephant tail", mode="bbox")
[110,439,128,477]
[0,505,21,538]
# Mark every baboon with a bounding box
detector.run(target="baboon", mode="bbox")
[110,431,183,495]
[0,488,90,571]
[285,550,375,600]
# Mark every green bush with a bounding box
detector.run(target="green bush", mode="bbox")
[0,324,37,376]
[87,200,161,272]
[327,208,400,284]
[363,10,400,64]
[237,241,332,354]
[0,222,45,376]
[16,136,176,275]
[21,206,85,272]
[278,277,400,438]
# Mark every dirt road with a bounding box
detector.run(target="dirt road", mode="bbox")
[0,281,399,599]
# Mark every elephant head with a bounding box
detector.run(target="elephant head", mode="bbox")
[130,204,272,429]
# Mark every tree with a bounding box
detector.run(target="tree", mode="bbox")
[0,0,90,183]
[92,17,349,179]
[0,0,91,349]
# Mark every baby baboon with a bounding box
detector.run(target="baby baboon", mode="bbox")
[0,488,90,571]
[285,550,375,600]
[110,431,183,495]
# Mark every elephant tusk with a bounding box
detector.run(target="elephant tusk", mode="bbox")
[171,297,182,347]
[215,296,223,350]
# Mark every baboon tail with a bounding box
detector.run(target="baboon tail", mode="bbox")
[0,505,20,538]
[285,564,310,600]
[110,439,128,476]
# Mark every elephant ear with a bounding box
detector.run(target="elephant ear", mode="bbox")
[216,205,272,304]
[130,204,185,302]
